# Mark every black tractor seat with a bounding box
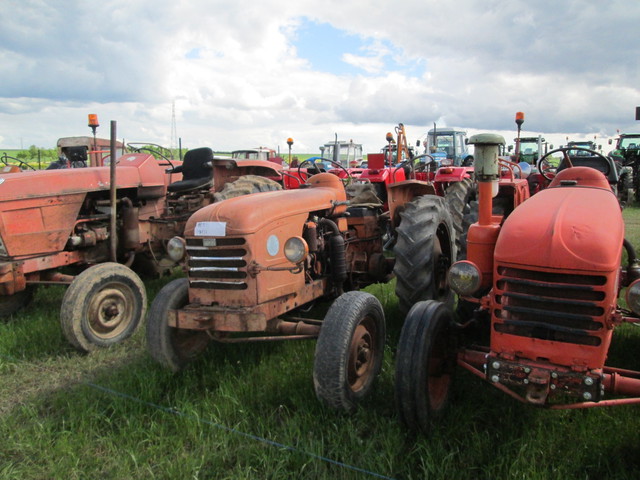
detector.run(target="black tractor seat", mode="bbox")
[167,147,214,193]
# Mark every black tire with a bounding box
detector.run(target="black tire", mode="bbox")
[618,171,633,207]
[146,278,210,372]
[0,286,36,318]
[444,178,475,260]
[313,291,386,411]
[213,175,282,202]
[458,198,510,261]
[60,263,147,352]
[395,300,456,433]
[393,195,455,315]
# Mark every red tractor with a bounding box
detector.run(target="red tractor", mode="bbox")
[395,133,640,433]
[0,134,282,352]
[146,144,459,411]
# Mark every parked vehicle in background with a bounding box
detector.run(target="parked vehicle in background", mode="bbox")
[56,136,126,168]
[609,133,640,204]
[231,147,285,165]
[319,138,363,168]
[419,127,473,167]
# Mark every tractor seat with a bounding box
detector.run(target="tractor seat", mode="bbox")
[548,166,612,190]
[168,147,214,193]
[557,154,619,185]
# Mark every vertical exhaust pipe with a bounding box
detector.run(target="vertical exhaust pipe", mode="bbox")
[110,120,117,262]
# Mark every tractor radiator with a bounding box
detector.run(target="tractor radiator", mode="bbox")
[493,266,607,347]
[186,236,248,290]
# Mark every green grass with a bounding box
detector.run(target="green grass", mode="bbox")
[2,212,640,479]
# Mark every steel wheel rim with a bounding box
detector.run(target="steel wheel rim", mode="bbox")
[87,283,135,339]
[347,318,377,392]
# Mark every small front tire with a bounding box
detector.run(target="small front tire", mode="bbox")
[146,278,210,372]
[313,291,386,412]
[395,300,456,433]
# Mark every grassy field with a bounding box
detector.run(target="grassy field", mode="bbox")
[1,210,640,479]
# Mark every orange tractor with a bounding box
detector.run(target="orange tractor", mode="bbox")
[146,135,460,410]
[0,127,282,352]
[395,133,640,433]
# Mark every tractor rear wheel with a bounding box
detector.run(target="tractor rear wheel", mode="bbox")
[213,175,282,202]
[313,291,386,411]
[444,178,475,259]
[60,263,147,352]
[146,278,210,371]
[395,300,456,433]
[0,286,36,318]
[393,195,455,315]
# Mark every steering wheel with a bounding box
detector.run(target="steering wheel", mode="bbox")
[18,160,36,171]
[298,158,353,185]
[127,143,175,169]
[392,154,436,182]
[537,147,611,181]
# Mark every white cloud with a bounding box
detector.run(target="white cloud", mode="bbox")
[0,0,638,154]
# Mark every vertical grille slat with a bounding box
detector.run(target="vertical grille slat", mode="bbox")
[186,237,249,290]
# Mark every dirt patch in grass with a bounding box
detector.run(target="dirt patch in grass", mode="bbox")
[0,346,141,417]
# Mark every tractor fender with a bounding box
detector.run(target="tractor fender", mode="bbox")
[386,180,437,227]
[434,166,468,183]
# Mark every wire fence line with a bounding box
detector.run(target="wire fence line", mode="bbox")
[0,353,397,480]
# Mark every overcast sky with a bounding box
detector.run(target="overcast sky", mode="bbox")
[1,0,638,154]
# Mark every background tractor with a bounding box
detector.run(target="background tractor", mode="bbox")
[0,123,282,352]
[395,133,640,433]
[609,132,640,204]
[419,126,474,167]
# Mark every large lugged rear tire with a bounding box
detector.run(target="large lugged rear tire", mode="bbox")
[393,195,455,315]
[213,175,282,202]
[313,291,386,412]
[395,300,456,433]
[60,263,147,352]
[444,178,475,260]
[146,278,210,372]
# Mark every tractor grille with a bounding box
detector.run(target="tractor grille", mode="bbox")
[186,237,248,290]
[493,266,607,346]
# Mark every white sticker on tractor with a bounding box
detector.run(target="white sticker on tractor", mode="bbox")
[195,221,227,237]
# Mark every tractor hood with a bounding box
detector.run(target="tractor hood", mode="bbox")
[0,153,171,201]
[495,183,623,273]
[186,173,347,236]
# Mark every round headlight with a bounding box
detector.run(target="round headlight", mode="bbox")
[284,236,308,264]
[626,278,640,316]
[447,260,482,296]
[167,236,186,262]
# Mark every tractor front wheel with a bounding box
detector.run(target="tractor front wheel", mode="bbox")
[393,195,455,315]
[395,300,456,433]
[313,291,386,411]
[146,278,210,371]
[60,263,147,352]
